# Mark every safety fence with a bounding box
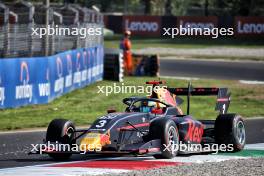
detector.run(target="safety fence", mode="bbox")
[0,46,104,108]
[0,1,105,108]
[0,1,104,58]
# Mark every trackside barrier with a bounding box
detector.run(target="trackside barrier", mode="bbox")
[132,54,159,76]
[104,48,124,82]
[103,48,159,81]
[0,46,104,108]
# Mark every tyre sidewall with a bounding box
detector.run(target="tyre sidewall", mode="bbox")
[150,118,179,159]
[215,114,246,152]
[161,120,179,158]
[46,119,76,144]
[232,116,246,151]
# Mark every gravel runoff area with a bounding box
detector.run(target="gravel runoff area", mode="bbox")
[104,158,264,176]
[134,47,264,59]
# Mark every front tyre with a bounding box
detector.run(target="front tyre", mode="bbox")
[215,114,246,152]
[149,118,179,159]
[46,119,76,160]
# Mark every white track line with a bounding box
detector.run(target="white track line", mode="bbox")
[0,155,248,176]
[244,143,264,150]
[154,155,248,164]
[1,143,262,176]
[239,80,264,85]
[161,76,264,85]
[0,167,128,176]
[160,76,200,80]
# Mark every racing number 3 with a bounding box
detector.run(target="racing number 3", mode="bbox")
[96,120,107,128]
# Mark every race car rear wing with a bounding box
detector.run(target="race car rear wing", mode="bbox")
[145,80,230,115]
[167,87,219,96]
[167,86,231,115]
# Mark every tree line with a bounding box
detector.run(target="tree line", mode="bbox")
[2,0,263,16]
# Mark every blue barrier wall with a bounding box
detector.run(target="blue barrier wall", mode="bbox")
[0,46,104,108]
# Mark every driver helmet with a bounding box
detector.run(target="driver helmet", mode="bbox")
[140,100,151,113]
[142,100,148,106]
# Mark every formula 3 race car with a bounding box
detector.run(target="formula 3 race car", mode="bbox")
[30,81,246,160]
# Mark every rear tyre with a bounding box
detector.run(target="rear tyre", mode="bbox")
[215,114,246,152]
[149,118,179,159]
[46,119,76,160]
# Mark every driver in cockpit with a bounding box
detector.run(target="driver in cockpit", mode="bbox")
[140,100,151,113]
[140,100,164,113]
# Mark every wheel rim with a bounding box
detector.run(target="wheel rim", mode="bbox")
[236,121,245,145]
[167,126,179,154]
[66,126,74,140]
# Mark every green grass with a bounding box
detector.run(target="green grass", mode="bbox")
[105,35,264,60]
[173,55,264,61]
[0,77,263,131]
[105,35,264,49]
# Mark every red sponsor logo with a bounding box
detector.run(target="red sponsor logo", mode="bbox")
[184,119,204,143]
[100,133,111,145]
[20,61,29,83]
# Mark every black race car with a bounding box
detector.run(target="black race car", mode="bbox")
[31,81,246,160]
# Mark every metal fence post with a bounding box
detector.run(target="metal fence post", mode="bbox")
[28,3,34,57]
[8,11,18,57]
[45,0,50,56]
[52,11,63,54]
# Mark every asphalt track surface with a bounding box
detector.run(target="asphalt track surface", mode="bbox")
[0,118,263,169]
[159,58,264,81]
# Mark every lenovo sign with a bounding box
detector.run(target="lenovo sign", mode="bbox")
[123,16,161,36]
[177,16,218,29]
[235,17,264,36]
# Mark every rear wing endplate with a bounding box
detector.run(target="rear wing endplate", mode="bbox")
[167,87,231,114]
